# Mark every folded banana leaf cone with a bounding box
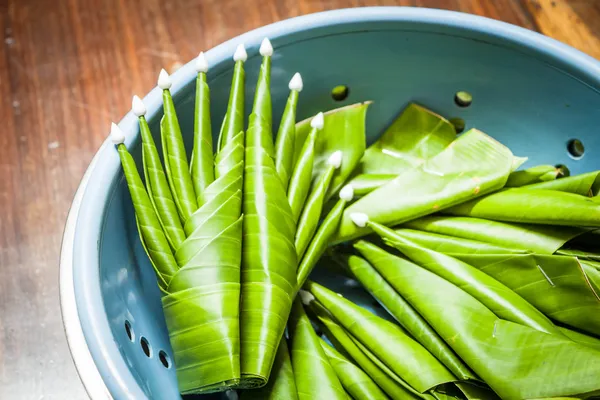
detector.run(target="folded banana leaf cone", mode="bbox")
[354,239,600,399]
[289,298,347,400]
[240,41,298,387]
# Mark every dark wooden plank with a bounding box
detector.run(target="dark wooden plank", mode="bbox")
[0,1,597,398]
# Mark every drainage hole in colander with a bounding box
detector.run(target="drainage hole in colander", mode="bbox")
[449,117,466,134]
[140,336,152,358]
[567,139,584,159]
[124,320,134,342]
[555,164,571,177]
[454,91,472,108]
[159,350,171,368]
[331,85,349,102]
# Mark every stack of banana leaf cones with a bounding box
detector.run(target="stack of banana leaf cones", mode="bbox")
[110,38,600,398]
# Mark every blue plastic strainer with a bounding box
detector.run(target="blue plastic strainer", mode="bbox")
[60,7,600,400]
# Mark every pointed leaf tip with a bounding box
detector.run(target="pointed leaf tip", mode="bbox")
[310,112,325,130]
[157,68,172,89]
[339,185,354,201]
[131,95,146,117]
[110,123,125,144]
[299,290,315,305]
[195,51,208,73]
[233,43,247,62]
[289,72,303,92]
[350,212,368,227]
[259,37,273,56]
[327,150,343,168]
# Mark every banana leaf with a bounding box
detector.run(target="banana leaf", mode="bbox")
[446,188,600,227]
[288,116,320,222]
[215,131,244,180]
[116,143,178,288]
[294,102,370,199]
[295,151,340,259]
[190,68,214,197]
[454,382,500,400]
[240,338,298,400]
[355,240,600,399]
[433,251,600,337]
[165,110,244,393]
[219,55,245,151]
[367,222,561,335]
[504,165,560,187]
[558,248,600,261]
[306,281,456,393]
[274,74,301,190]
[352,103,455,176]
[241,50,297,386]
[403,215,587,254]
[524,170,600,196]
[296,186,352,290]
[320,337,389,400]
[350,174,395,196]
[559,327,600,351]
[308,300,421,400]
[582,260,600,293]
[346,254,476,381]
[160,78,198,222]
[335,129,520,242]
[289,298,346,400]
[137,113,185,250]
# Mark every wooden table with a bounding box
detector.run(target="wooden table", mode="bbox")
[0,0,598,398]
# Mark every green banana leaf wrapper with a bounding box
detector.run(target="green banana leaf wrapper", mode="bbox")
[289,298,347,400]
[335,129,520,242]
[504,165,560,187]
[306,281,456,393]
[219,59,245,151]
[190,70,214,197]
[164,129,244,394]
[241,53,297,386]
[274,86,299,190]
[320,337,390,400]
[294,102,370,199]
[355,241,600,399]
[523,170,600,196]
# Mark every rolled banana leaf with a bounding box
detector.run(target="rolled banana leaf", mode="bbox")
[219,56,245,151]
[346,254,476,381]
[240,338,298,400]
[445,252,600,337]
[402,215,587,254]
[289,298,346,400]
[137,114,185,250]
[160,83,198,222]
[274,76,300,190]
[558,248,600,261]
[445,188,600,227]
[353,103,455,176]
[116,143,177,289]
[559,326,600,352]
[288,118,319,222]
[504,165,560,187]
[335,129,520,242]
[355,240,600,399]
[190,68,214,197]
[306,281,456,393]
[524,170,600,196]
[295,152,340,259]
[241,50,297,386]
[368,223,561,335]
[350,174,395,196]
[294,102,370,199]
[215,131,244,180]
[165,119,244,394]
[320,337,389,400]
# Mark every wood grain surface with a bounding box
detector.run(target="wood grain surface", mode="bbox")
[0,0,598,399]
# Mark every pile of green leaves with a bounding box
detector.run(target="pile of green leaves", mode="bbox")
[114,44,600,399]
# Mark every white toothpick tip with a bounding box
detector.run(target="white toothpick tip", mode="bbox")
[110,123,125,145]
[339,184,354,202]
[233,44,247,62]
[350,212,369,228]
[289,72,303,92]
[299,290,315,305]
[327,150,343,169]
[195,51,208,73]
[131,95,146,117]
[310,112,325,130]
[157,69,172,90]
[259,37,273,56]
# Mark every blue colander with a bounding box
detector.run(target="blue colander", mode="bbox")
[60,7,600,400]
